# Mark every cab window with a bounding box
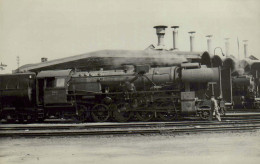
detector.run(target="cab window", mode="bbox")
[55,78,65,87]
[46,78,55,88]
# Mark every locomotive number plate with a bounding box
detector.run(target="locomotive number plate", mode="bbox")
[52,91,58,95]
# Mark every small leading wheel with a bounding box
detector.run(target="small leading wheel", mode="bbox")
[113,103,133,122]
[157,102,177,121]
[91,104,110,122]
[199,110,211,120]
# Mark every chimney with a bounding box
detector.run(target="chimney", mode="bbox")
[41,57,48,62]
[188,31,196,52]
[225,38,230,56]
[154,25,168,48]
[171,26,179,50]
[243,40,248,58]
[206,35,213,54]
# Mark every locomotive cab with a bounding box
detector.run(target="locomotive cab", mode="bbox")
[36,70,72,106]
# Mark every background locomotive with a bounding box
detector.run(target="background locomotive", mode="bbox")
[212,55,260,109]
[0,63,222,123]
[232,59,260,109]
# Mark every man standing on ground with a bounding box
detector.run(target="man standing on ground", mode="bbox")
[211,96,221,121]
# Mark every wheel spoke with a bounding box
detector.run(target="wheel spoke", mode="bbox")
[158,112,177,121]
[136,111,154,121]
[91,104,110,122]
[199,110,211,120]
[157,102,177,121]
[113,103,133,122]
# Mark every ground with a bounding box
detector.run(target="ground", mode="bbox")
[0,130,260,164]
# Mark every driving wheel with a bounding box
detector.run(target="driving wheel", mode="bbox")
[113,103,133,122]
[157,102,177,121]
[91,104,110,122]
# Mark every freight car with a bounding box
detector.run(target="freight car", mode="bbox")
[0,64,223,123]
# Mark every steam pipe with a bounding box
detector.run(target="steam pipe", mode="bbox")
[214,48,224,99]
[171,26,179,50]
[243,40,248,58]
[214,47,225,57]
[189,31,196,52]
[225,38,230,56]
[206,35,213,54]
[154,25,168,48]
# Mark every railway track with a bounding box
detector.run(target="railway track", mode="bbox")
[1,118,260,137]
[1,119,260,130]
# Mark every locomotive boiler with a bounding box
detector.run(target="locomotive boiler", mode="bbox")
[0,64,221,123]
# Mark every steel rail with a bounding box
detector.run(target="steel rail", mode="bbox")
[1,119,260,130]
[0,124,259,137]
[1,118,260,130]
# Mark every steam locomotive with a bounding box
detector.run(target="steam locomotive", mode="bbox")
[212,55,260,109]
[1,25,258,124]
[232,59,260,109]
[0,63,223,123]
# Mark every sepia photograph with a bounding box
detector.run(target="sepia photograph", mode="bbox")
[0,0,260,163]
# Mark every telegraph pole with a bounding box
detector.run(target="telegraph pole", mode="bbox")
[17,56,20,72]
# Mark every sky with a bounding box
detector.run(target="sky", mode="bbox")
[0,0,260,73]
